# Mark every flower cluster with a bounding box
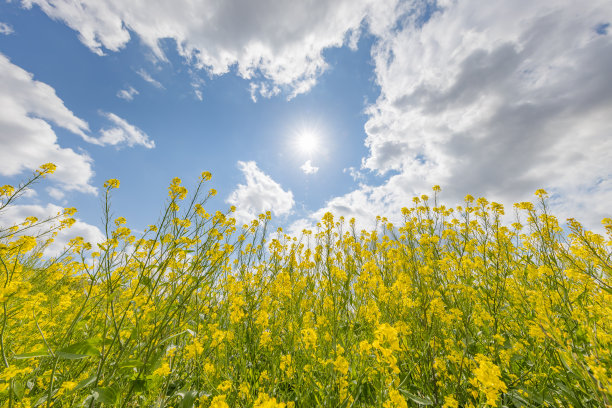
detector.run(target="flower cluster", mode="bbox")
[0,168,610,407]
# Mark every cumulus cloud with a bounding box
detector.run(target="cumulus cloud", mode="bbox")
[98,112,155,149]
[300,160,319,175]
[46,187,65,200]
[23,0,401,98]
[136,68,164,89]
[294,0,612,231]
[227,161,294,223]
[0,52,96,194]
[117,86,139,101]
[0,53,155,196]
[0,22,14,35]
[0,203,105,257]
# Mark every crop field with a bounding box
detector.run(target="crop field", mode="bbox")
[0,165,610,407]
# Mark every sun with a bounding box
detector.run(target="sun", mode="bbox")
[295,130,319,155]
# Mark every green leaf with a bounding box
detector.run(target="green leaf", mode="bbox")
[74,375,97,391]
[118,359,144,370]
[11,381,25,400]
[93,386,118,405]
[506,389,530,407]
[160,329,195,345]
[399,390,433,406]
[130,379,147,393]
[178,390,198,408]
[57,340,100,360]
[34,394,48,407]
[13,349,51,359]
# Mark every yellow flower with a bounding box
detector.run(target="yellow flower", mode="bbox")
[383,389,407,408]
[301,328,317,350]
[63,207,77,216]
[472,354,507,407]
[254,393,286,408]
[210,395,229,408]
[152,362,171,377]
[104,178,120,189]
[16,236,37,252]
[443,396,459,408]
[185,338,204,359]
[38,162,57,175]
[201,171,212,181]
[334,355,349,376]
[0,184,15,197]
[280,354,294,377]
[217,380,232,393]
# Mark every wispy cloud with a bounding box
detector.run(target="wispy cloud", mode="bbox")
[136,68,164,89]
[0,22,14,35]
[300,160,319,175]
[116,85,139,101]
[98,112,155,149]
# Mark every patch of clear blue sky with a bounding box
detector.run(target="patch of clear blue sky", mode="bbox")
[0,1,383,228]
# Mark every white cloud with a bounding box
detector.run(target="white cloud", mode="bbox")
[116,86,139,101]
[21,188,38,199]
[23,0,401,98]
[0,22,14,35]
[0,203,105,257]
[190,71,205,101]
[136,68,164,89]
[0,52,96,195]
[46,187,65,200]
[0,53,154,197]
[293,0,612,231]
[344,166,365,182]
[300,160,319,175]
[227,161,295,223]
[98,112,155,149]
[280,0,612,235]
[249,82,281,102]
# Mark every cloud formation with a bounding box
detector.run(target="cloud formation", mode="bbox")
[0,52,96,194]
[117,86,139,101]
[227,161,294,223]
[0,53,156,196]
[0,22,13,35]
[294,0,612,231]
[98,112,155,149]
[23,0,401,98]
[136,69,164,89]
[300,160,319,175]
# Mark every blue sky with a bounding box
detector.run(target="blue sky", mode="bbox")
[1,0,611,251]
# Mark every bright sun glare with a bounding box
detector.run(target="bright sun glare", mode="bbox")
[295,130,319,155]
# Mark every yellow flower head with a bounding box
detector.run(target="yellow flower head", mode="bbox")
[210,395,229,408]
[104,179,120,189]
[38,163,57,176]
[0,185,15,197]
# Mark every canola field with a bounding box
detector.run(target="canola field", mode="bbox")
[0,164,611,407]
